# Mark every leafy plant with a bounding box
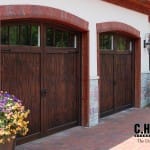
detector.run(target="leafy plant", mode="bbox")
[0,91,30,144]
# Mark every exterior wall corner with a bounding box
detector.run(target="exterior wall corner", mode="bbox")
[88,76,99,127]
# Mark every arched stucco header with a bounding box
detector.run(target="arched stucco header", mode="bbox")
[0,5,88,31]
[97,21,140,38]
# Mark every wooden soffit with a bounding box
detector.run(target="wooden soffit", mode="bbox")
[103,0,150,15]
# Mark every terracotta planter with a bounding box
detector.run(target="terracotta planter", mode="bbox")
[0,139,16,150]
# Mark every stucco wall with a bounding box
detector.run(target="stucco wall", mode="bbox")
[0,0,149,75]
[1,0,150,125]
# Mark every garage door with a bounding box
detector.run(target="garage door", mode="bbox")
[98,32,134,117]
[1,22,81,143]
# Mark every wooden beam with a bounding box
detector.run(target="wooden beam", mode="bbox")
[103,0,150,15]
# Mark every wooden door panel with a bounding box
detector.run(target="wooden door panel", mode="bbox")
[1,53,41,137]
[100,54,114,115]
[64,53,78,123]
[44,52,79,131]
[99,53,133,116]
[114,55,132,110]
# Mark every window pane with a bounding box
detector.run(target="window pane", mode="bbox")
[55,30,64,47]
[99,32,133,51]
[46,27,54,46]
[63,31,69,47]
[1,23,40,46]
[115,35,132,51]
[116,36,126,50]
[20,24,30,45]
[1,25,9,44]
[9,25,19,45]
[31,25,39,46]
[68,32,75,47]
[56,30,77,48]
[100,33,112,50]
[46,27,77,48]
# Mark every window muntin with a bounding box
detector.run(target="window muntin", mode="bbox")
[1,24,40,46]
[99,33,134,51]
[46,27,77,48]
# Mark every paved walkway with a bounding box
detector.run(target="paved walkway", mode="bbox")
[16,107,150,150]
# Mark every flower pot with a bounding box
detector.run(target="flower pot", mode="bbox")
[0,139,16,150]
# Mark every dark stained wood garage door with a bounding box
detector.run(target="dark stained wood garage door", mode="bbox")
[0,22,81,143]
[98,32,134,117]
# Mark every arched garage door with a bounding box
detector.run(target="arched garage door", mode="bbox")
[1,21,81,143]
[98,32,134,116]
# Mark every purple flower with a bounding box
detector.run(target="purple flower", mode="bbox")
[0,91,22,111]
